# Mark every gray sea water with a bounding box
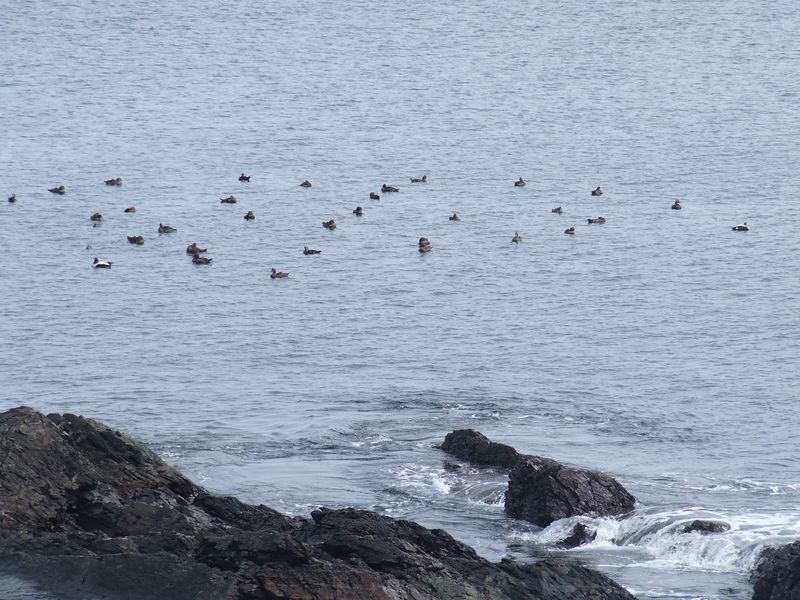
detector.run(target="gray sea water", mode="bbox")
[2,1,800,598]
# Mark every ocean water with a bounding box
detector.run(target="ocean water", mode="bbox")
[2,0,799,598]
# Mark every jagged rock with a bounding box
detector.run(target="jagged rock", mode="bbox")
[557,523,597,549]
[680,520,730,535]
[440,429,636,527]
[440,429,522,468]
[751,541,800,600]
[0,407,636,600]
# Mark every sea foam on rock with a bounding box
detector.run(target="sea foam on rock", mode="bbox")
[0,407,636,600]
[441,429,636,527]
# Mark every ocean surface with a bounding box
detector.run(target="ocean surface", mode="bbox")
[2,1,799,598]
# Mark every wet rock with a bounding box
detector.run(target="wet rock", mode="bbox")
[557,523,597,549]
[440,429,636,527]
[440,429,521,468]
[0,407,636,600]
[680,520,730,535]
[751,540,800,600]
[506,456,636,527]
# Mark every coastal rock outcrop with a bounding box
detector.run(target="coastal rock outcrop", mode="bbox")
[751,541,800,600]
[0,407,636,600]
[680,520,731,535]
[440,429,636,527]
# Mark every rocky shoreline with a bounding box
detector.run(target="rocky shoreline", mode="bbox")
[0,407,636,600]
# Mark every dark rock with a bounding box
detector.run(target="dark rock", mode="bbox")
[506,456,636,527]
[0,407,636,600]
[440,429,635,527]
[441,429,522,468]
[680,520,731,535]
[751,540,800,600]
[558,523,597,549]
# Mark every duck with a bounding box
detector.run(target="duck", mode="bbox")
[104,177,123,186]
[732,222,750,231]
[587,216,607,224]
[186,243,207,254]
[449,213,461,221]
[564,227,576,235]
[381,184,399,193]
[551,206,563,214]
[127,235,144,245]
[8,194,15,203]
[323,219,337,230]
[410,175,427,183]
[192,252,212,265]
[671,200,682,210]
[353,206,363,216]
[92,258,112,268]
[419,237,430,247]
[369,192,380,200]
[239,173,250,182]
[514,178,526,187]
[90,212,103,221]
[220,195,237,204]
[123,206,136,213]
[512,232,523,243]
[85,244,92,250]
[244,210,255,221]
[271,268,289,278]
[158,223,176,233]
[299,180,312,188]
[591,186,603,196]
[48,185,65,194]
[303,246,321,255]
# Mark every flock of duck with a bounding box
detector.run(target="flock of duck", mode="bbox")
[6,176,752,276]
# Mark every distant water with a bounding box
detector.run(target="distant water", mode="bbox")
[2,1,800,598]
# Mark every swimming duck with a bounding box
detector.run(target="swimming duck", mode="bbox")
[186,243,207,254]
[671,200,682,210]
[732,222,750,231]
[48,185,65,194]
[127,235,144,245]
[514,178,526,187]
[512,232,523,243]
[90,212,102,221]
[323,219,337,229]
[353,206,363,216]
[369,192,380,200]
[85,244,92,250]
[303,246,321,255]
[300,180,312,188]
[8,194,15,203]
[124,206,136,213]
[104,177,123,186]
[564,227,576,235]
[271,268,289,278]
[410,175,427,183]
[587,216,607,224]
[192,252,212,265]
[92,258,112,268]
[244,211,255,220]
[158,223,176,233]
[239,173,250,182]
[591,186,603,196]
[381,184,399,193]
[220,195,237,204]
[552,206,563,214]
[449,213,461,221]
[419,237,430,247]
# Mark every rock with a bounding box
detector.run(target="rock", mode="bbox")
[0,407,636,600]
[506,456,636,527]
[558,523,597,549]
[440,429,522,468]
[440,429,636,527]
[751,540,800,600]
[680,520,730,535]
